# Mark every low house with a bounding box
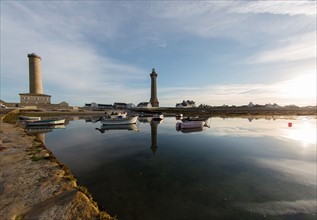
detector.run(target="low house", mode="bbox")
[98,104,113,109]
[126,103,135,109]
[265,103,281,108]
[114,102,127,109]
[176,100,196,108]
[137,102,152,108]
[85,102,113,109]
[248,102,255,107]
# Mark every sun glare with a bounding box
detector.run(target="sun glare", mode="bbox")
[284,121,316,147]
[279,74,316,101]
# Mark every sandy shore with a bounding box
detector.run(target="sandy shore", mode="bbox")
[0,121,113,220]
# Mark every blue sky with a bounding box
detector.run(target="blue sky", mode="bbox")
[1,1,316,107]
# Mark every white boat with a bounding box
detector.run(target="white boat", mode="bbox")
[19,116,41,121]
[26,119,66,126]
[176,120,205,130]
[152,114,164,121]
[101,116,138,125]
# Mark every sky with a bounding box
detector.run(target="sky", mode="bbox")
[1,0,316,107]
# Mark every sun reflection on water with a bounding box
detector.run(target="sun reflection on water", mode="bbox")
[283,121,316,147]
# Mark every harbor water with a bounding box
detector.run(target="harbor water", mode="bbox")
[40,116,316,220]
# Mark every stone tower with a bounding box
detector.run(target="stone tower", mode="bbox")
[150,68,159,107]
[19,53,51,105]
[28,53,43,94]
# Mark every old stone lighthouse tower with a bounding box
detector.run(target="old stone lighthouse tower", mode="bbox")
[150,68,159,107]
[19,53,51,105]
[28,53,43,94]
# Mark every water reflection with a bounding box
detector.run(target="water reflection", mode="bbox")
[150,120,159,154]
[138,116,152,123]
[176,117,211,133]
[176,126,204,133]
[208,117,316,148]
[95,124,139,133]
[283,121,316,146]
[25,124,66,145]
[44,116,316,220]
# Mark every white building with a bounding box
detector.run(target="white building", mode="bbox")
[176,100,196,108]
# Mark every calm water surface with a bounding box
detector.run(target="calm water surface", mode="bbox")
[41,116,316,220]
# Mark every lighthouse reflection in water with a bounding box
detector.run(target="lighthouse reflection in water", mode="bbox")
[42,116,316,220]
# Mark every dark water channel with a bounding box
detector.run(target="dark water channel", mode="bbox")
[37,116,316,220]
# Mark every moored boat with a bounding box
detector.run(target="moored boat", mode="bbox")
[26,119,66,126]
[101,116,138,125]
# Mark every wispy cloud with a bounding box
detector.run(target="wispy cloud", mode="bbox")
[247,32,316,63]
[229,1,316,16]
[159,74,316,107]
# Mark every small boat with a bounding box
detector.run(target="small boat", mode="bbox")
[152,114,164,121]
[19,116,41,121]
[26,119,66,126]
[101,116,138,125]
[176,120,205,130]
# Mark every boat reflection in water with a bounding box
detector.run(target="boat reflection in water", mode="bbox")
[24,124,66,145]
[176,126,204,133]
[95,124,139,133]
[176,117,210,133]
[137,116,152,123]
[85,116,102,123]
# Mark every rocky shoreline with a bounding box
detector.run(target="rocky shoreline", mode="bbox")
[0,121,114,220]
